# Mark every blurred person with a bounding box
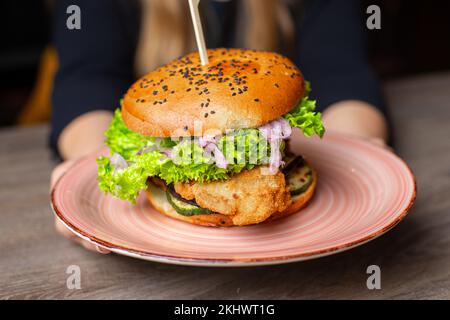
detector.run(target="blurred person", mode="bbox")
[51,0,388,252]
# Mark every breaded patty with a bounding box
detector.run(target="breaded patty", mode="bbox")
[174,166,292,225]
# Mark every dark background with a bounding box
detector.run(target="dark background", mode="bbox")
[0,0,449,127]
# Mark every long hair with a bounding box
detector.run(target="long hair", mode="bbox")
[135,0,295,76]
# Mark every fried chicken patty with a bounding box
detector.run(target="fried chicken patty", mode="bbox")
[174,166,292,225]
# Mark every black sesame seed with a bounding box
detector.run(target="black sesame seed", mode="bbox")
[254,98,260,102]
[153,90,158,95]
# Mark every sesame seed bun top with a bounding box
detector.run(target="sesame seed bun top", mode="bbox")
[122,48,305,137]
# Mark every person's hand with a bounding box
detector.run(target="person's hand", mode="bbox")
[51,110,113,254]
[322,100,389,149]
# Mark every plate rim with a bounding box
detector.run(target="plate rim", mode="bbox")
[51,132,417,267]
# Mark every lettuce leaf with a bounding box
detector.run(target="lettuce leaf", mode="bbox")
[104,109,154,159]
[97,152,162,202]
[283,82,325,138]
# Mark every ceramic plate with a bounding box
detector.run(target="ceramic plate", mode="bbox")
[51,130,416,267]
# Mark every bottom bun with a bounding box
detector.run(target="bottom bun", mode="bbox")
[145,167,317,227]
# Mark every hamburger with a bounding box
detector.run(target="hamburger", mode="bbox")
[97,48,324,227]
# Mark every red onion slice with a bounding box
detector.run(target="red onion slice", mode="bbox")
[163,149,174,159]
[211,145,228,169]
[110,152,128,173]
[198,135,217,147]
[259,118,292,173]
[203,140,228,169]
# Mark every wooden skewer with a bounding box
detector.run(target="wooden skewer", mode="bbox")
[188,0,209,66]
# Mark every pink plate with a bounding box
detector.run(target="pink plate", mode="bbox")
[51,130,416,266]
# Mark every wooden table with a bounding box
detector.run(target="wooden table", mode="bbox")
[1,72,450,300]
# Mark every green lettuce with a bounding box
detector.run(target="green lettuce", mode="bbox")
[104,109,154,159]
[283,81,325,138]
